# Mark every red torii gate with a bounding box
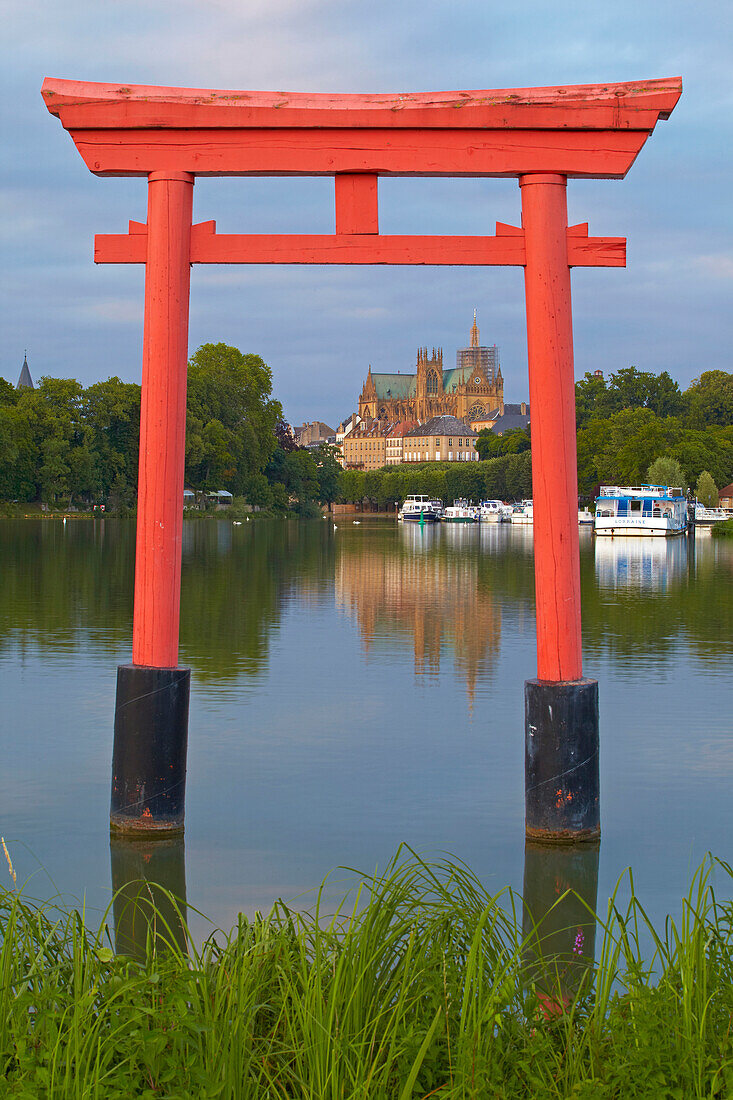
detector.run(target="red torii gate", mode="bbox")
[43,75,681,841]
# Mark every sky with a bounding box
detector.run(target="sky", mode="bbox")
[2,0,732,428]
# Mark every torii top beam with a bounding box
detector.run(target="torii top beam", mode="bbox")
[42,77,681,179]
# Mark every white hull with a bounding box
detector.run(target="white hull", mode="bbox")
[594,517,686,537]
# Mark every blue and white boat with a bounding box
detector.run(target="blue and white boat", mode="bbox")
[398,495,438,523]
[594,485,688,537]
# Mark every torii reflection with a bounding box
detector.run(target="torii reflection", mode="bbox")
[110,835,188,961]
[522,841,600,1015]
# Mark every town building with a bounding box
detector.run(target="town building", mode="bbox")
[385,421,418,465]
[719,483,733,510]
[357,313,503,424]
[342,419,393,470]
[293,420,334,447]
[16,353,34,390]
[334,413,361,467]
[471,402,530,436]
[403,416,478,463]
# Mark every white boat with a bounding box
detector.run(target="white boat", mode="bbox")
[694,503,729,526]
[510,500,534,525]
[430,499,444,520]
[442,499,478,523]
[594,485,688,537]
[578,508,594,525]
[398,494,438,523]
[478,499,511,523]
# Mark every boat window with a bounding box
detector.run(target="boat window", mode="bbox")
[630,500,642,512]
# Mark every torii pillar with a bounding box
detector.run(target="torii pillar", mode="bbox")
[42,76,681,840]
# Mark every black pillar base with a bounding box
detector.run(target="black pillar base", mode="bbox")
[111,664,190,836]
[525,677,599,843]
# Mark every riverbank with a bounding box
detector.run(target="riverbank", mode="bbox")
[1,852,731,1098]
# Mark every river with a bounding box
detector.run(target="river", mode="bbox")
[0,517,731,942]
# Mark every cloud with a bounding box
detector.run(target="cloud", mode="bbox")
[693,254,733,280]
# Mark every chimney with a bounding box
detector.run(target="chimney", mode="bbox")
[521,401,526,415]
[500,401,505,416]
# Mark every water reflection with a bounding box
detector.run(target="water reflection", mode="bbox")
[110,836,188,960]
[336,527,502,698]
[522,841,599,1009]
[594,535,688,592]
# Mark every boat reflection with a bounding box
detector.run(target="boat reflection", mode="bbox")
[594,534,688,592]
[110,835,188,961]
[522,841,599,1012]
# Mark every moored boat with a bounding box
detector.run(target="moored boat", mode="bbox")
[594,485,688,537]
[694,503,729,526]
[510,500,534,525]
[398,494,438,522]
[578,507,594,525]
[442,499,478,523]
[430,499,444,520]
[479,499,511,523]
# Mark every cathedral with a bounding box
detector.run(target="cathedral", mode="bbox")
[357,313,503,424]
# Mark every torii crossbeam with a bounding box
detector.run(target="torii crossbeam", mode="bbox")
[43,75,681,841]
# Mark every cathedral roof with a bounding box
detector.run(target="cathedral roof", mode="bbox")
[370,373,416,400]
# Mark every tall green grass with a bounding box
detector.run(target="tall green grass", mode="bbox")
[1,850,732,1097]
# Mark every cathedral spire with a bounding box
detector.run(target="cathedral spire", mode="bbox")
[17,351,34,390]
[470,310,480,348]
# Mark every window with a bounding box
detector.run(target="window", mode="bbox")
[458,438,463,447]
[435,438,440,446]
[448,438,453,447]
[426,369,439,395]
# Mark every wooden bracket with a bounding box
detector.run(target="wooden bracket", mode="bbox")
[95,219,625,267]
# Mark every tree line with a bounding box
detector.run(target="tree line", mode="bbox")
[0,344,341,513]
[339,366,733,506]
[1,350,730,511]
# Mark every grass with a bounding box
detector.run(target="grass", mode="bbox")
[1,849,733,1098]
[711,518,733,538]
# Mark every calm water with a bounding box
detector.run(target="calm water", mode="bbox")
[0,517,731,940]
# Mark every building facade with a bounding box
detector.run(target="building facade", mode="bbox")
[357,313,503,424]
[343,420,392,470]
[385,421,417,465]
[402,416,478,463]
[293,420,334,447]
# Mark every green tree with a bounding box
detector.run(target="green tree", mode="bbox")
[0,377,17,407]
[647,455,687,491]
[83,377,141,500]
[310,443,342,504]
[695,470,718,507]
[683,370,733,428]
[185,344,281,492]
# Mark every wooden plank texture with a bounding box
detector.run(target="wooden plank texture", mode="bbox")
[72,126,649,179]
[94,224,626,266]
[42,76,682,131]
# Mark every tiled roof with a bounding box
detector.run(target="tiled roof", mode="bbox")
[405,415,476,437]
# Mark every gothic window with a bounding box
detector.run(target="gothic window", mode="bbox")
[379,406,386,417]
[468,403,485,421]
[426,369,439,395]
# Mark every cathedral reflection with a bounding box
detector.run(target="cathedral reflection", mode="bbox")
[335,527,502,699]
